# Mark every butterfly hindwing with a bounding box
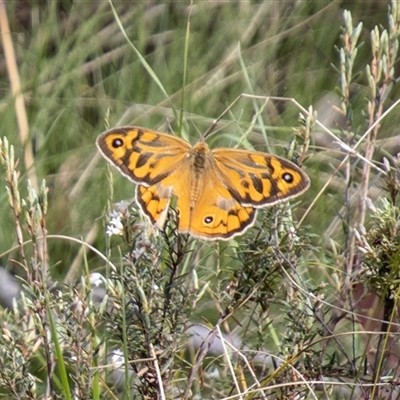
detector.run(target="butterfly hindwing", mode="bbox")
[180,185,257,240]
[136,184,172,228]
[170,158,257,240]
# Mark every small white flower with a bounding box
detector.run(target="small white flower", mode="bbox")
[109,209,119,219]
[110,348,134,388]
[89,272,105,287]
[131,247,145,259]
[116,200,130,215]
[110,349,124,367]
[106,215,124,237]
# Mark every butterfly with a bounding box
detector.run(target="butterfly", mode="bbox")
[96,127,310,241]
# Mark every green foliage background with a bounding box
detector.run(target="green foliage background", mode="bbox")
[0,0,397,272]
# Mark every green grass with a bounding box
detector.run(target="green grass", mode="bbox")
[1,0,400,399]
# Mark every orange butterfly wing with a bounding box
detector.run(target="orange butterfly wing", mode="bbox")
[211,148,310,207]
[97,127,192,229]
[174,167,256,240]
[171,144,309,240]
[96,127,191,186]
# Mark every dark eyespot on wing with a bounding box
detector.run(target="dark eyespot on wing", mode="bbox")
[112,138,124,148]
[282,172,294,183]
[204,216,214,225]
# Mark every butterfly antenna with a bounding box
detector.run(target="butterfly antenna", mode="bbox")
[203,93,258,140]
[202,118,219,140]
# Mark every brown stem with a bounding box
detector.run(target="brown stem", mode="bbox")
[0,0,38,191]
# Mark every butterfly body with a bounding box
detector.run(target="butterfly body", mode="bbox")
[97,126,310,240]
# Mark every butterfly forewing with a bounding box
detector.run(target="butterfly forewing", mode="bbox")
[211,148,310,207]
[96,127,191,186]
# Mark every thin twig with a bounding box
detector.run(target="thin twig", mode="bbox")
[216,325,243,400]
[149,343,166,400]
